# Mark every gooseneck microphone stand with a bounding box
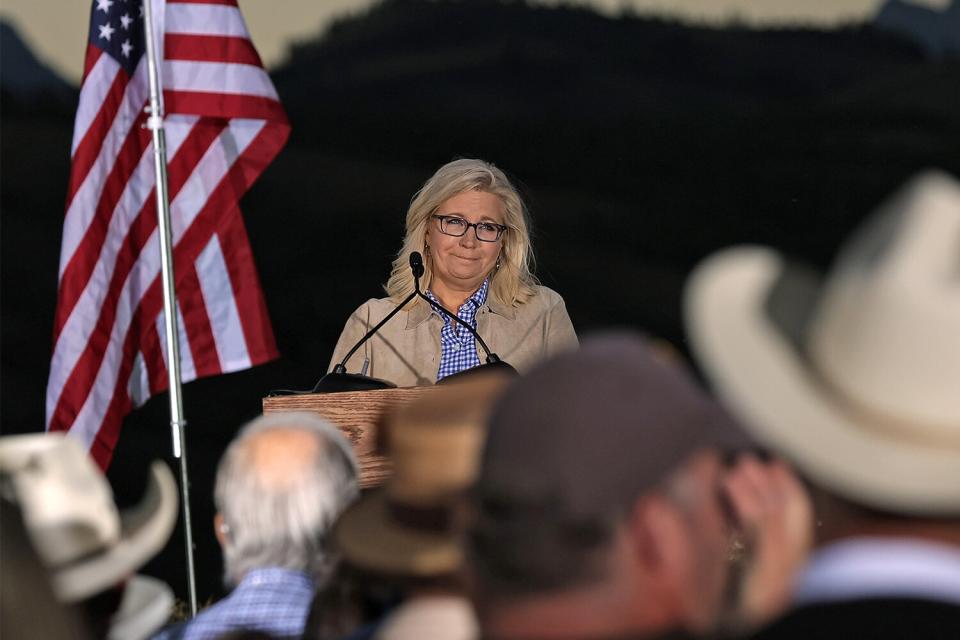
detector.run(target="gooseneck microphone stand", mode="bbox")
[302,253,426,393]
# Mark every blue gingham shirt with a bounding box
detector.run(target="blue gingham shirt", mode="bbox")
[426,279,488,381]
[152,567,313,640]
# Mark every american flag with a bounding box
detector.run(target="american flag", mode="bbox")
[46,0,290,469]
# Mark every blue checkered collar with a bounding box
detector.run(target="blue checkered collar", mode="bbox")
[425,278,488,323]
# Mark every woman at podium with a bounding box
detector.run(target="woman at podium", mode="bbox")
[329,159,578,387]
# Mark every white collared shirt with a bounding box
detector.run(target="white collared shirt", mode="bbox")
[794,537,960,607]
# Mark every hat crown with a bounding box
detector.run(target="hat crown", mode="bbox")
[335,375,508,577]
[0,434,120,566]
[387,418,485,504]
[386,376,506,505]
[809,171,960,435]
[479,333,746,520]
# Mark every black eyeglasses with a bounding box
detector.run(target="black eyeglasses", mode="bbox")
[432,215,507,242]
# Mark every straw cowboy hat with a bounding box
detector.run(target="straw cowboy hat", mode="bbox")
[335,373,510,576]
[684,170,960,516]
[0,433,178,606]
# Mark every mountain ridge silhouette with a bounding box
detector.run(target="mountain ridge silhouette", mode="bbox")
[0,20,77,115]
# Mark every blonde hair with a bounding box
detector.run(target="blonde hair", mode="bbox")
[385,159,539,306]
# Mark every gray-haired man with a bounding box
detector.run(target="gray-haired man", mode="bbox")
[155,412,358,640]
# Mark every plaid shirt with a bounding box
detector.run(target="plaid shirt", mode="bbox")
[426,279,488,381]
[152,567,313,640]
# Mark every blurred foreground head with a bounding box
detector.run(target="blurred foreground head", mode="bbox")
[0,433,178,639]
[312,373,510,640]
[156,417,358,640]
[215,412,359,587]
[685,170,960,519]
[685,171,960,635]
[469,333,748,638]
[337,372,510,579]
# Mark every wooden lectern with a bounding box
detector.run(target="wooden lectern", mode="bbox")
[263,388,439,488]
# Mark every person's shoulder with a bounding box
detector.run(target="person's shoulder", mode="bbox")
[525,285,567,309]
[502,285,567,317]
[351,297,402,317]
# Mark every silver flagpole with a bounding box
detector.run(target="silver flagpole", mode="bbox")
[141,0,199,616]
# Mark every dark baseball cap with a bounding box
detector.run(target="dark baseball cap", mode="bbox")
[476,332,749,521]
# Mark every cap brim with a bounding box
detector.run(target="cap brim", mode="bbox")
[335,492,461,577]
[54,462,179,601]
[684,247,960,515]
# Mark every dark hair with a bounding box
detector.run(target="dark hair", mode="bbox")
[302,562,402,640]
[467,487,617,600]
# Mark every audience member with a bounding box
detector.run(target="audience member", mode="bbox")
[312,373,510,640]
[154,412,359,640]
[0,499,90,639]
[684,170,960,639]
[467,334,812,640]
[0,433,178,639]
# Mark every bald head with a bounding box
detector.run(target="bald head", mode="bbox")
[243,427,322,489]
[215,413,358,586]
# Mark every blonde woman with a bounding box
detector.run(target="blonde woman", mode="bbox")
[329,159,577,387]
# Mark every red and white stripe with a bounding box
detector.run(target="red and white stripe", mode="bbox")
[47,0,289,468]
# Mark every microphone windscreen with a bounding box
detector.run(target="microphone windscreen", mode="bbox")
[409,251,425,277]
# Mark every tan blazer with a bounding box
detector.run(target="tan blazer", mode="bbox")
[329,285,578,387]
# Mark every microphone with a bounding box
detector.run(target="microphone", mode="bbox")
[408,251,517,383]
[410,251,425,279]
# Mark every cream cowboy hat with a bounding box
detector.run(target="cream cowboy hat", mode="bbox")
[0,433,178,602]
[684,170,960,516]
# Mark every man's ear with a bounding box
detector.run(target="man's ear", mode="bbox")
[629,494,688,578]
[214,512,228,548]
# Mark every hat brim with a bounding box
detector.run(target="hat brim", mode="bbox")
[684,247,960,515]
[335,492,461,577]
[106,575,174,640]
[54,461,179,601]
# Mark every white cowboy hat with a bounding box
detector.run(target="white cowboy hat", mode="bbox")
[684,170,960,516]
[0,433,178,603]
